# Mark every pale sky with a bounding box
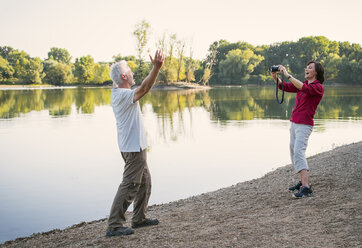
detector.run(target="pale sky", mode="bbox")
[1,0,361,62]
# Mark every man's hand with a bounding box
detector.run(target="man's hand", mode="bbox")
[149,50,165,71]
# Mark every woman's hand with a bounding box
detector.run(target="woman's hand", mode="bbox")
[270,66,278,82]
[278,65,290,78]
[270,65,282,83]
[270,72,278,83]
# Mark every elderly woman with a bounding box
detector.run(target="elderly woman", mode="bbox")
[271,61,325,198]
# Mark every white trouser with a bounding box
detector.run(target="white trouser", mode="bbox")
[289,122,313,173]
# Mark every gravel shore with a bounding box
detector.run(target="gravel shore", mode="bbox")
[1,141,361,248]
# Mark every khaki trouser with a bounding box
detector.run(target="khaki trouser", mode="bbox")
[107,149,152,231]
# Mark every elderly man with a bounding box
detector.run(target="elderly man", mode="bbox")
[106,50,165,237]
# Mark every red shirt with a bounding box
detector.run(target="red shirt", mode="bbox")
[279,80,324,126]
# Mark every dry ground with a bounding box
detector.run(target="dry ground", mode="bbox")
[1,142,361,248]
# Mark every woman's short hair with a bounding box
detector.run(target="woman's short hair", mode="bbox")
[307,60,325,84]
[110,61,130,87]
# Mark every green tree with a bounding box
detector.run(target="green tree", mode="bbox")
[112,54,138,71]
[297,36,338,62]
[157,33,179,84]
[291,36,339,78]
[205,41,219,72]
[218,49,264,84]
[6,50,31,79]
[165,34,178,83]
[48,47,72,64]
[205,40,257,84]
[0,57,15,81]
[261,42,294,73]
[127,60,138,72]
[112,54,137,62]
[0,46,14,60]
[74,55,95,84]
[335,42,361,84]
[185,48,199,84]
[323,53,342,81]
[164,57,178,83]
[43,59,57,73]
[202,67,211,86]
[176,39,186,82]
[336,56,362,84]
[22,57,44,84]
[155,32,168,84]
[92,63,111,84]
[338,42,361,60]
[133,19,151,83]
[4,49,44,83]
[44,62,73,85]
[2,47,44,84]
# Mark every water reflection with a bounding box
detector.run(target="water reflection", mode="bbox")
[0,88,111,118]
[1,86,361,121]
[1,86,362,243]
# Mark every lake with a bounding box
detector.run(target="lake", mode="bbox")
[0,85,361,243]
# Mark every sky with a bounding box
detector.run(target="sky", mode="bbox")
[1,0,361,62]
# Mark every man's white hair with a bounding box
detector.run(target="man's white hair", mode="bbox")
[110,61,130,88]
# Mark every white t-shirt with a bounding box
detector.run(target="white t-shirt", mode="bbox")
[111,88,147,152]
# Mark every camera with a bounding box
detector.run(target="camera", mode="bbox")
[270,66,279,72]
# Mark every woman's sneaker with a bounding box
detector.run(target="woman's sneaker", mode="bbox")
[293,186,313,198]
[288,181,302,192]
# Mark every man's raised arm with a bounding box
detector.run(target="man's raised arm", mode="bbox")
[134,50,165,103]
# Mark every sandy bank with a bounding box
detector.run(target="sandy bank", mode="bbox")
[152,82,210,90]
[1,141,361,247]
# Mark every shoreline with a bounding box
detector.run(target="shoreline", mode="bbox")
[0,82,210,91]
[1,141,361,247]
[0,83,358,91]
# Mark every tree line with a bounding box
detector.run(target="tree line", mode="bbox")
[0,21,361,86]
[0,46,111,85]
[204,37,362,85]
